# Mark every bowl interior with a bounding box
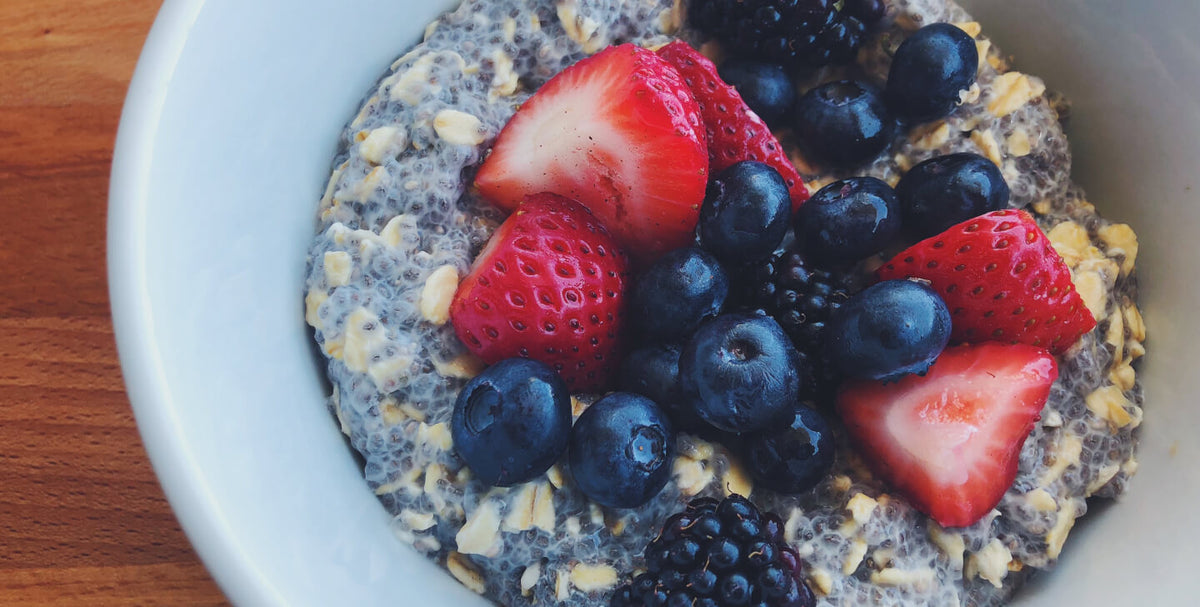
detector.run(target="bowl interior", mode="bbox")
[109,0,1200,604]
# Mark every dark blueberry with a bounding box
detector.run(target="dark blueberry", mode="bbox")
[658,512,694,543]
[669,538,703,568]
[743,407,836,494]
[690,568,719,596]
[619,343,682,409]
[679,314,807,433]
[826,279,952,381]
[843,0,888,23]
[699,162,792,267]
[758,566,791,599]
[707,537,742,571]
[793,80,897,169]
[629,247,729,343]
[692,511,724,541]
[746,540,777,568]
[896,152,1011,238]
[885,23,980,123]
[716,493,759,526]
[718,60,796,126]
[719,572,754,606]
[568,393,675,508]
[450,358,570,486]
[660,568,687,591]
[795,176,901,266]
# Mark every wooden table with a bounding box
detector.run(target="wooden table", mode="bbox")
[0,1,227,604]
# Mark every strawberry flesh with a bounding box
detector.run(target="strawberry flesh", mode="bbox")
[474,44,708,263]
[837,342,1058,527]
[656,41,810,212]
[877,209,1097,353]
[449,193,628,391]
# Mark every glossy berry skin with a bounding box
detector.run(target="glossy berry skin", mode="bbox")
[618,343,711,434]
[793,80,897,169]
[885,23,980,123]
[877,210,1097,353]
[679,314,806,434]
[795,176,901,266]
[826,279,952,382]
[629,247,730,344]
[619,344,682,411]
[743,407,836,494]
[569,393,675,508]
[449,194,628,391]
[896,152,1011,239]
[611,495,815,607]
[700,162,793,266]
[717,60,796,127]
[451,358,571,487]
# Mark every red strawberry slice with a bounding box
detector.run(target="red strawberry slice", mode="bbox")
[449,193,628,391]
[877,209,1097,354]
[656,41,810,212]
[475,44,708,264]
[837,343,1058,527]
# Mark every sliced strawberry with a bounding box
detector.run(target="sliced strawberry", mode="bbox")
[837,343,1058,527]
[877,209,1097,354]
[449,193,628,391]
[474,44,708,263]
[656,41,810,212]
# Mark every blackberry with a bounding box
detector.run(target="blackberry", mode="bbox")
[689,0,868,68]
[741,250,861,355]
[611,495,815,607]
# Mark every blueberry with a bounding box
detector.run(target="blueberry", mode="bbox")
[717,60,796,126]
[629,247,729,343]
[679,314,806,433]
[885,23,979,123]
[699,162,792,266]
[826,279,952,381]
[619,343,682,410]
[792,80,897,169]
[619,343,714,433]
[795,176,901,266]
[569,392,675,508]
[743,407,835,494]
[451,358,571,486]
[896,152,1011,238]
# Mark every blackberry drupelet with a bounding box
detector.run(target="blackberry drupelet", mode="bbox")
[742,250,861,356]
[688,0,868,68]
[611,495,816,607]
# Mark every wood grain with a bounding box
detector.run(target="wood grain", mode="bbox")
[0,0,227,604]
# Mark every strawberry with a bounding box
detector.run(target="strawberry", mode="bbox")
[449,193,629,391]
[656,41,810,212]
[474,44,708,263]
[837,343,1058,527]
[877,209,1097,354]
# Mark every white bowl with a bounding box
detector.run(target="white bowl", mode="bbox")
[108,0,1200,605]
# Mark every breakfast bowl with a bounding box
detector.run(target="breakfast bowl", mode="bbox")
[108,0,1200,605]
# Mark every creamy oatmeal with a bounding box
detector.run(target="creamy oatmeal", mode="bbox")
[303,0,1144,604]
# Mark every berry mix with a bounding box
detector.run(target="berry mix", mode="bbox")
[304,0,1146,605]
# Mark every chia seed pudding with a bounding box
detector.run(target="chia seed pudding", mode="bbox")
[303,0,1146,604]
